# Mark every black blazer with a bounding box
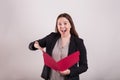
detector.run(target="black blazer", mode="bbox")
[29,32,88,80]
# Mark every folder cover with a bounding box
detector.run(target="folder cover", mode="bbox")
[43,51,80,71]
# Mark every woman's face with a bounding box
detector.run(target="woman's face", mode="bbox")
[57,17,71,37]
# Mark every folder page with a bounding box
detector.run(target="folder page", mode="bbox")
[43,51,80,71]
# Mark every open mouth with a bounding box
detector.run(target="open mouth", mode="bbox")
[60,28,67,33]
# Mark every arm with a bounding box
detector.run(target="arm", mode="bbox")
[29,32,54,51]
[29,40,44,51]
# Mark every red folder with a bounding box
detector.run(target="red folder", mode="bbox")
[43,51,80,71]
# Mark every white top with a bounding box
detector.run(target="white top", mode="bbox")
[50,38,70,80]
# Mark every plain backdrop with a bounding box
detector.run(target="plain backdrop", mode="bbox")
[0,0,120,80]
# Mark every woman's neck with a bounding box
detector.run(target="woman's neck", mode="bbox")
[60,33,71,48]
[61,33,71,39]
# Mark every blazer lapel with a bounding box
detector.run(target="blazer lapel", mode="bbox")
[68,35,77,55]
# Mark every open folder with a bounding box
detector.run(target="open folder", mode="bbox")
[43,51,80,71]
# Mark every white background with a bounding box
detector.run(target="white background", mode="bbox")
[0,0,120,80]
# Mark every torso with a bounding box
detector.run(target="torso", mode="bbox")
[50,38,70,80]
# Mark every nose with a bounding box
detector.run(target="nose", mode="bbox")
[60,24,65,28]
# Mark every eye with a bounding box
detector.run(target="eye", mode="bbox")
[64,22,67,25]
[58,23,62,26]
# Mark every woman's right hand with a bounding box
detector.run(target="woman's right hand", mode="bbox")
[34,41,43,51]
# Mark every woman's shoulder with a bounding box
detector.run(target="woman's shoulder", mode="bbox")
[72,35,84,42]
[48,32,60,37]
[45,32,60,39]
[50,32,59,35]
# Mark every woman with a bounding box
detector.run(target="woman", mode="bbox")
[29,13,88,80]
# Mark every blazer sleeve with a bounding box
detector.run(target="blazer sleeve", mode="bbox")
[29,32,54,50]
[69,39,88,77]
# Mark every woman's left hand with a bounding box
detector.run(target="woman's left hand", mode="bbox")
[59,69,70,75]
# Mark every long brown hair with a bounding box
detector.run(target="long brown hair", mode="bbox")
[55,13,79,38]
